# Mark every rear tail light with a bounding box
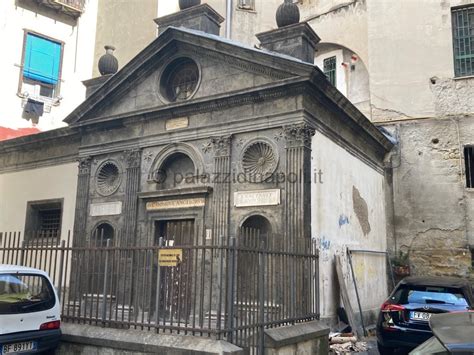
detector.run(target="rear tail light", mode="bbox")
[381,302,405,331]
[40,320,60,330]
[381,302,405,312]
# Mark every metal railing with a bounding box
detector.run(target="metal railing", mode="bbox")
[0,231,319,354]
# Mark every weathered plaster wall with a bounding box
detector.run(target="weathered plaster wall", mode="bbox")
[385,117,473,278]
[311,130,388,321]
[92,0,158,78]
[0,162,78,238]
[367,0,474,122]
[0,0,98,131]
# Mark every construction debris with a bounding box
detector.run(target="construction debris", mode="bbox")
[329,332,369,354]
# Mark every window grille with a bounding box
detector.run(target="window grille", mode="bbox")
[25,200,63,241]
[323,56,337,86]
[464,146,474,188]
[452,5,474,77]
[38,209,61,236]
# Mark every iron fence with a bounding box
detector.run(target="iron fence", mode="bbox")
[0,231,319,354]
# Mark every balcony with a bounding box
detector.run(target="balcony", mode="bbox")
[35,0,85,17]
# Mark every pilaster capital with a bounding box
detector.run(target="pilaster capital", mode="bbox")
[211,135,233,157]
[283,123,315,148]
[124,149,141,169]
[77,156,92,175]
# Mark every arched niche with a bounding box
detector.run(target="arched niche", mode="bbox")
[148,143,204,189]
[92,222,115,246]
[239,214,273,248]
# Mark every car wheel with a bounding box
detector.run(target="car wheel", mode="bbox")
[377,342,395,355]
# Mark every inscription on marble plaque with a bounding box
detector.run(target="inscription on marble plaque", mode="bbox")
[234,189,281,207]
[165,117,189,131]
[90,201,122,216]
[146,197,205,211]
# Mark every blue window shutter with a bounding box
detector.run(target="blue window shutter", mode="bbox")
[23,34,61,85]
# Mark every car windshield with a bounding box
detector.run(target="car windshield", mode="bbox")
[392,285,469,306]
[0,273,55,314]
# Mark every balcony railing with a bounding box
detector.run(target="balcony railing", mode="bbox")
[36,0,86,17]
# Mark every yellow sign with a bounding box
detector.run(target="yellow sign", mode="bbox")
[146,198,205,211]
[158,249,183,267]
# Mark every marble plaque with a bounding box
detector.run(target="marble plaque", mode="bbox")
[234,189,281,207]
[146,197,205,211]
[90,201,122,216]
[165,117,189,130]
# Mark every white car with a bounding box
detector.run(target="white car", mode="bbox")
[0,265,61,354]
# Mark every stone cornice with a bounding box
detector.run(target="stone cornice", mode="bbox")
[0,127,78,153]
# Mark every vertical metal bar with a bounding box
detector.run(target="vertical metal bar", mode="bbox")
[102,238,111,324]
[347,248,367,337]
[57,240,66,301]
[387,252,396,290]
[155,237,163,332]
[258,244,265,355]
[227,237,236,343]
[216,236,225,339]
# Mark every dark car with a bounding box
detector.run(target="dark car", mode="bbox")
[410,312,474,354]
[376,276,474,354]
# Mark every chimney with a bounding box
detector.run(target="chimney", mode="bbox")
[256,0,320,63]
[154,1,224,36]
[83,45,119,98]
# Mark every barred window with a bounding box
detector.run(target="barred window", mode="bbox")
[464,146,474,188]
[452,5,474,77]
[323,56,337,86]
[25,199,63,240]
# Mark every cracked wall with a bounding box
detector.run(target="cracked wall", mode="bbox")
[387,117,473,277]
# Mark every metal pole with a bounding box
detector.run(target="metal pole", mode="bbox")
[155,237,164,331]
[258,243,265,355]
[386,253,396,290]
[227,237,236,343]
[347,248,367,337]
[57,240,66,301]
[102,238,111,324]
[225,0,233,39]
[217,235,225,340]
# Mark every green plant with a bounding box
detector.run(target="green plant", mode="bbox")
[392,250,409,267]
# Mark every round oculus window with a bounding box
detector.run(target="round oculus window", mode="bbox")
[160,58,199,102]
[96,161,121,196]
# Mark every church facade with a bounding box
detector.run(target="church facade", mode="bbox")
[0,2,393,324]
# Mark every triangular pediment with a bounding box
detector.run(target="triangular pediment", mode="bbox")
[64,27,314,125]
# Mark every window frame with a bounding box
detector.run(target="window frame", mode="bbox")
[464,146,474,188]
[237,0,255,11]
[323,56,337,86]
[451,4,474,78]
[18,29,65,99]
[24,198,64,243]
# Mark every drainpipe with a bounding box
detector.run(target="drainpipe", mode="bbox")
[226,0,232,39]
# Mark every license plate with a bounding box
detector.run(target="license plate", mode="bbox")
[1,341,37,354]
[410,311,432,321]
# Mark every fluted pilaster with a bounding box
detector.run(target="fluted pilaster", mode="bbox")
[211,135,232,245]
[73,157,92,246]
[123,149,141,246]
[283,124,315,252]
